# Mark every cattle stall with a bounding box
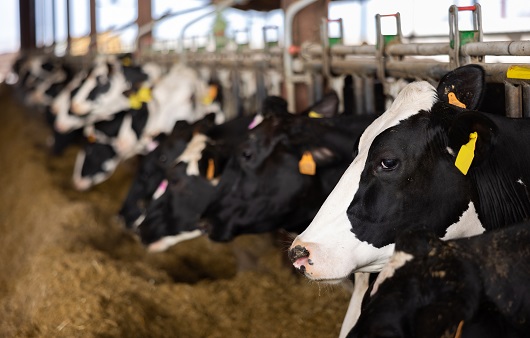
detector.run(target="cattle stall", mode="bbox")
[3,1,530,338]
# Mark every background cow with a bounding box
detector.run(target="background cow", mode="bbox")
[201,111,376,242]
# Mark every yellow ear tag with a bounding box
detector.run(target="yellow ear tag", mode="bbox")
[121,57,132,67]
[299,151,316,176]
[202,85,218,105]
[448,92,466,109]
[455,132,478,175]
[206,158,215,180]
[308,111,323,118]
[137,87,152,103]
[129,93,142,110]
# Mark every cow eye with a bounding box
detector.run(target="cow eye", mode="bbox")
[381,159,399,171]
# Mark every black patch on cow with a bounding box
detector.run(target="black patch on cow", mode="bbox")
[349,224,530,338]
[81,143,117,177]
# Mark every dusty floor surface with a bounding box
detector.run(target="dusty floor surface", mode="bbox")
[0,84,351,338]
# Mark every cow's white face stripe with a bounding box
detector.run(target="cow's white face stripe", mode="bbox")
[292,81,438,280]
[175,133,209,177]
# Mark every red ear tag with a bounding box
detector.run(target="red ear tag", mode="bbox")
[299,151,316,176]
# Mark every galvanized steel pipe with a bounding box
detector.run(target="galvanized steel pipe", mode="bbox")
[461,41,530,57]
[284,0,318,112]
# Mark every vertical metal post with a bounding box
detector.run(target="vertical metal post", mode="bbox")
[283,0,320,113]
[51,0,56,50]
[19,0,37,51]
[137,0,152,54]
[505,82,522,118]
[523,83,530,118]
[66,0,71,55]
[89,0,97,54]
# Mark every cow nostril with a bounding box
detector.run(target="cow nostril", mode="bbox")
[288,245,310,263]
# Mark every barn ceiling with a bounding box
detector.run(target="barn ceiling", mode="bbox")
[211,0,282,12]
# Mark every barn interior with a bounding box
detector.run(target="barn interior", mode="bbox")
[1,0,530,337]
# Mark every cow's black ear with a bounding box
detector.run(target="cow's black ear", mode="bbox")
[301,91,339,117]
[447,111,497,172]
[437,65,485,110]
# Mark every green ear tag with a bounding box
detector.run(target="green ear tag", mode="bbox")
[455,132,478,175]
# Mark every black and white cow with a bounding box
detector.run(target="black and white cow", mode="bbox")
[119,114,218,229]
[134,96,292,251]
[288,65,530,337]
[200,111,376,242]
[136,114,256,251]
[349,223,530,338]
[71,62,224,191]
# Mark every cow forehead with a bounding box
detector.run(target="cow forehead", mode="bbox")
[358,81,436,153]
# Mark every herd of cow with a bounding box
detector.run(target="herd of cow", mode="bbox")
[9,53,530,338]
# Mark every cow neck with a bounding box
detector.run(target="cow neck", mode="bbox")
[466,114,530,231]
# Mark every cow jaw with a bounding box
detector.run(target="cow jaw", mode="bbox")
[289,81,437,280]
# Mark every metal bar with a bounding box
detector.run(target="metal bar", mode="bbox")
[523,83,530,118]
[505,82,522,118]
[386,43,449,57]
[461,41,530,57]
[283,0,318,112]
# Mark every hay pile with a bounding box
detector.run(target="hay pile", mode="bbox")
[0,84,350,338]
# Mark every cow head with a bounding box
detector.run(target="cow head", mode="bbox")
[137,144,226,252]
[201,112,369,242]
[349,227,483,338]
[289,65,489,282]
[118,115,217,229]
[70,57,154,118]
[73,142,119,191]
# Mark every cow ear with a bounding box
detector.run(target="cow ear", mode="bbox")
[301,91,339,118]
[447,111,497,173]
[437,65,485,110]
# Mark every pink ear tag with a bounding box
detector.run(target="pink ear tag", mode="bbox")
[248,114,264,129]
[153,179,168,200]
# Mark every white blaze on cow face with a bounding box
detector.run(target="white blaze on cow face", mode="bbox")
[71,60,129,118]
[290,81,439,281]
[175,133,209,177]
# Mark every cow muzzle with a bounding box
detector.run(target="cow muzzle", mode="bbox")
[288,244,311,274]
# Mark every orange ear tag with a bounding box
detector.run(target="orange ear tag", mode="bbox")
[206,158,215,180]
[87,134,97,143]
[202,85,218,105]
[299,151,316,176]
[448,92,466,109]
